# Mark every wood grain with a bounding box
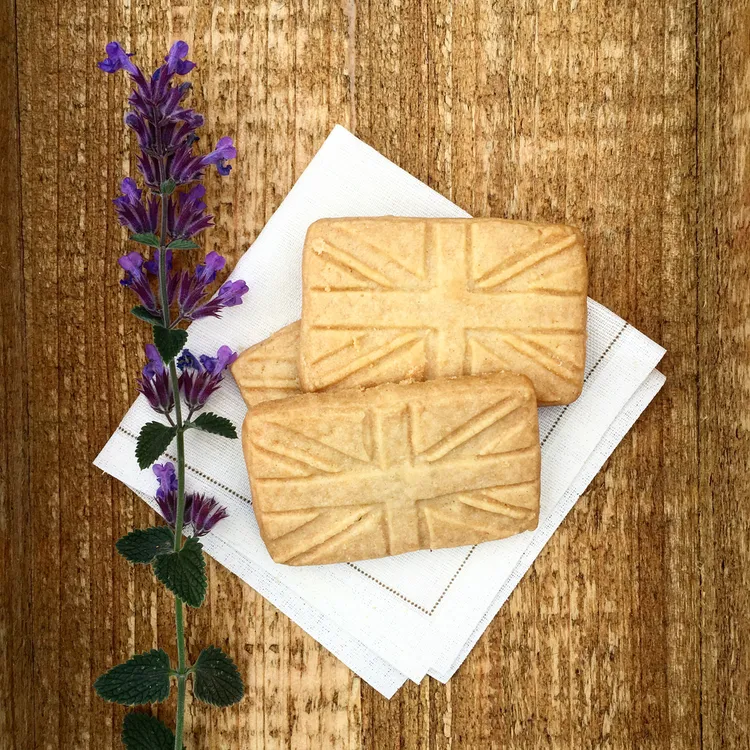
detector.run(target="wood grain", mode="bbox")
[0,0,746,747]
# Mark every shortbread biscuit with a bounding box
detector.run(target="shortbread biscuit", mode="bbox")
[230,323,300,409]
[299,217,588,405]
[242,372,541,565]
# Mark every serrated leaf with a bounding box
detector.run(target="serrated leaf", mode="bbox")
[131,306,164,326]
[159,178,177,196]
[131,232,161,248]
[153,326,188,365]
[191,412,238,439]
[153,536,206,607]
[136,422,177,470]
[122,712,180,750]
[116,526,175,564]
[94,649,172,706]
[192,646,245,707]
[167,238,200,250]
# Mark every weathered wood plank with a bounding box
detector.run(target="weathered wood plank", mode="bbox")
[0,0,32,745]
[697,1,750,748]
[16,0,63,745]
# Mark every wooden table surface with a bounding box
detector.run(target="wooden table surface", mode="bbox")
[1,0,748,747]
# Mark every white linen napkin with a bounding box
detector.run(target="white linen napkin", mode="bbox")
[95,125,665,698]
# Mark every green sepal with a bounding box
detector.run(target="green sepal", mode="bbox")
[131,306,164,326]
[116,526,175,565]
[153,326,188,365]
[122,712,182,750]
[167,238,200,250]
[130,232,161,248]
[192,646,245,707]
[94,649,172,706]
[136,422,177,470]
[153,536,207,608]
[191,412,238,439]
[160,178,177,196]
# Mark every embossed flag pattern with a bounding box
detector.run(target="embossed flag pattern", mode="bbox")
[299,217,588,405]
[230,322,300,409]
[242,373,541,565]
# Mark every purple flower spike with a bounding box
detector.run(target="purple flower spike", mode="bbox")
[170,184,213,239]
[189,279,248,320]
[200,136,237,176]
[153,462,194,530]
[100,40,238,188]
[118,251,158,313]
[173,253,246,323]
[137,344,174,415]
[113,177,159,235]
[177,345,237,413]
[153,462,179,526]
[153,463,228,535]
[186,493,229,536]
[98,41,139,76]
[165,41,196,76]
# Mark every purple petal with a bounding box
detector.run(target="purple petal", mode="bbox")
[118,250,144,275]
[217,279,249,307]
[153,462,177,495]
[176,349,200,371]
[142,343,165,378]
[194,252,225,285]
[199,136,237,176]
[144,249,172,276]
[165,41,196,76]
[199,345,237,375]
[187,493,229,536]
[97,41,139,76]
[120,177,141,202]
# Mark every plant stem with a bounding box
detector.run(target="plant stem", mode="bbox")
[155,166,190,750]
[174,673,187,747]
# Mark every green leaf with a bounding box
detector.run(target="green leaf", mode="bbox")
[136,422,177,470]
[122,712,180,750]
[192,646,245,707]
[153,326,188,365]
[116,526,175,565]
[153,537,207,607]
[130,232,161,248]
[160,178,177,196]
[167,238,200,250]
[94,649,172,706]
[131,306,163,326]
[191,412,238,439]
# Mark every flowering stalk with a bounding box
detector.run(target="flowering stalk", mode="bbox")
[94,41,246,749]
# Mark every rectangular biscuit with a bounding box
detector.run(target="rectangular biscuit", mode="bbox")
[230,323,300,409]
[242,372,541,566]
[299,217,588,405]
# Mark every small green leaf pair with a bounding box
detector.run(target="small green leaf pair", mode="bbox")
[130,231,199,251]
[95,645,244,708]
[117,527,207,608]
[136,413,237,470]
